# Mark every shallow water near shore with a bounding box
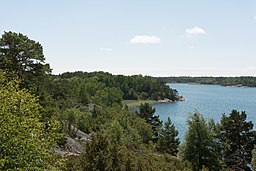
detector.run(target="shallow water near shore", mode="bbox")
[153,83,256,141]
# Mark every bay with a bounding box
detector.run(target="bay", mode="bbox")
[152,83,256,141]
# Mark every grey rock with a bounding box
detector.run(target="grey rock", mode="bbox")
[55,136,85,157]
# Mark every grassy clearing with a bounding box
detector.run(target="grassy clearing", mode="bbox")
[122,100,158,109]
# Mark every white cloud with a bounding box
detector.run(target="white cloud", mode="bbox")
[254,16,256,20]
[185,26,206,35]
[99,48,112,51]
[130,35,160,44]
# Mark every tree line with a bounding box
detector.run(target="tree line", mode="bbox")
[60,71,179,101]
[0,31,256,171]
[158,76,256,87]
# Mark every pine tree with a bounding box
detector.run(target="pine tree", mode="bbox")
[157,117,180,156]
[0,31,51,92]
[77,133,113,170]
[220,110,256,170]
[136,103,162,143]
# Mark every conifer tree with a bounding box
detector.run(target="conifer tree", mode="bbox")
[0,31,51,92]
[136,103,162,143]
[157,117,180,156]
[220,110,256,170]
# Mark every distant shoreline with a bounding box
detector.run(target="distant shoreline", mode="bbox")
[123,96,184,109]
[157,76,256,88]
[167,82,255,88]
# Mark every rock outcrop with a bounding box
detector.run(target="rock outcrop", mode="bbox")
[158,98,173,103]
[71,126,90,143]
[55,136,85,156]
[55,127,90,157]
[176,95,185,101]
[157,96,185,103]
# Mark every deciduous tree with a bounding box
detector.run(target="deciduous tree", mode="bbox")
[182,112,221,171]
[0,71,60,170]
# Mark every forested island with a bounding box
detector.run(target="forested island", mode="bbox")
[1,31,256,171]
[158,76,256,87]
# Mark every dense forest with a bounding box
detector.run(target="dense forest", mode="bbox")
[158,76,256,87]
[59,71,179,101]
[1,31,256,171]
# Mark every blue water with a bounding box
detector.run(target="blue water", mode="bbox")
[153,83,256,141]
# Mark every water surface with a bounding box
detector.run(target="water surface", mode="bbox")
[153,83,256,141]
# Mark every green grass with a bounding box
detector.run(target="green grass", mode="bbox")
[122,100,158,109]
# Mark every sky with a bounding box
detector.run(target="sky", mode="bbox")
[1,0,256,76]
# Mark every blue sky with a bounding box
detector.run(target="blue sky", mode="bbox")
[1,0,256,76]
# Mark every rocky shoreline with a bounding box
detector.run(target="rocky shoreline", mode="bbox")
[158,96,185,103]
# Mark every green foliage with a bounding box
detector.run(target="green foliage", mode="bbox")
[0,31,51,92]
[3,32,256,171]
[61,108,83,136]
[67,132,132,171]
[74,133,114,170]
[182,112,222,171]
[93,87,123,107]
[132,117,153,144]
[157,117,180,156]
[137,102,156,120]
[65,132,192,171]
[252,147,256,170]
[0,31,188,170]
[220,110,256,170]
[60,71,179,101]
[136,103,162,143]
[0,71,61,170]
[0,31,57,124]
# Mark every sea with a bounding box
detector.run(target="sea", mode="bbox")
[153,83,256,141]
